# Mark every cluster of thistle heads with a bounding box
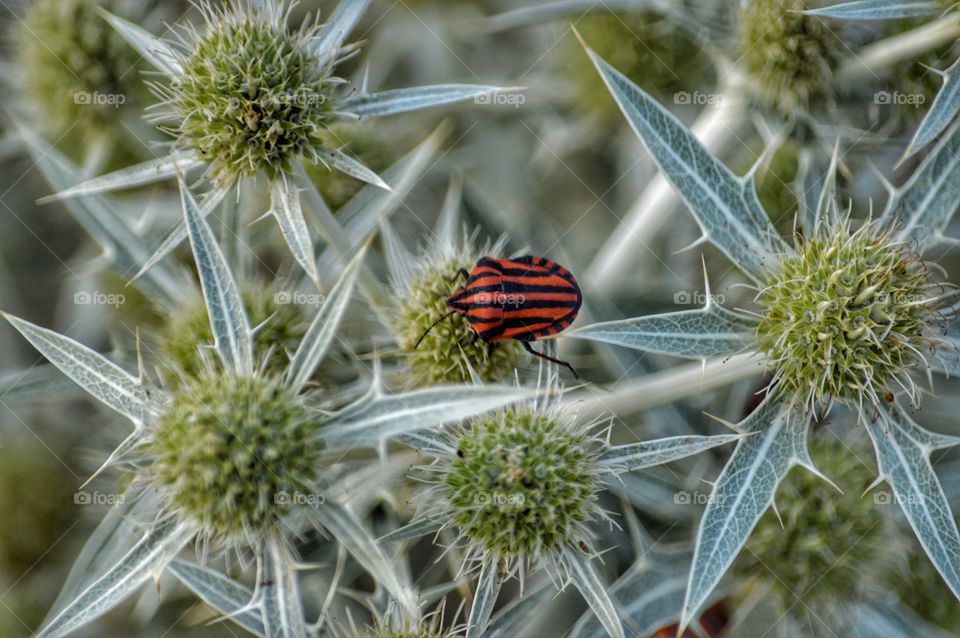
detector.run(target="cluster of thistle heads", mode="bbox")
[3,0,960,636]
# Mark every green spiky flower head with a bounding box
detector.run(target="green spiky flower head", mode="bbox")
[440,408,603,563]
[146,372,322,545]
[158,0,336,184]
[392,235,522,386]
[756,220,938,411]
[738,435,895,615]
[18,0,150,161]
[159,284,306,383]
[738,0,841,114]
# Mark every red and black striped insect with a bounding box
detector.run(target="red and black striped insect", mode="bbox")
[415,255,582,378]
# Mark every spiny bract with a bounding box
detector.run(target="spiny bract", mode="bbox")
[738,0,841,114]
[738,435,892,613]
[394,254,522,386]
[158,1,335,184]
[160,285,306,382]
[147,373,322,544]
[756,220,935,410]
[444,410,602,560]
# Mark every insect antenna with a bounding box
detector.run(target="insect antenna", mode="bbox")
[520,341,581,381]
[415,310,457,349]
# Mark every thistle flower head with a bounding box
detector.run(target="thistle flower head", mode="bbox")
[160,284,306,382]
[145,372,322,546]
[738,0,841,114]
[756,219,940,411]
[18,0,147,156]
[157,0,336,184]
[739,435,894,615]
[392,233,522,386]
[416,395,607,572]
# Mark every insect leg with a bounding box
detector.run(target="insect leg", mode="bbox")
[446,268,471,284]
[520,341,580,381]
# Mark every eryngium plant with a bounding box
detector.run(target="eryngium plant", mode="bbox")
[567,42,960,632]
[389,380,742,638]
[3,181,533,638]
[48,0,509,285]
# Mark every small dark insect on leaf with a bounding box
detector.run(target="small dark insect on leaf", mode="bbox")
[884,391,895,402]
[577,540,590,553]
[456,448,464,458]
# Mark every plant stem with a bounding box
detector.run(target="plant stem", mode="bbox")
[836,14,960,83]
[567,352,767,419]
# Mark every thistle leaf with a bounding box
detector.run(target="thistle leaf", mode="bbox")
[1,312,158,423]
[0,364,84,402]
[318,149,390,190]
[682,394,814,629]
[306,500,416,614]
[883,117,960,249]
[559,545,625,638]
[259,539,307,638]
[45,151,201,199]
[568,305,757,359]
[599,434,742,474]
[99,9,182,76]
[342,85,507,118]
[487,0,662,31]
[902,56,960,160]
[485,581,554,638]
[866,403,960,601]
[465,554,501,638]
[323,384,534,446]
[804,0,942,19]
[48,490,160,620]
[180,181,254,374]
[285,246,365,392]
[37,519,193,638]
[269,178,319,285]
[132,186,229,283]
[582,46,789,282]
[378,516,445,543]
[18,124,190,303]
[310,0,370,60]
[169,559,265,637]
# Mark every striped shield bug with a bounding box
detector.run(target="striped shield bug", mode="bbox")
[415,255,582,378]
